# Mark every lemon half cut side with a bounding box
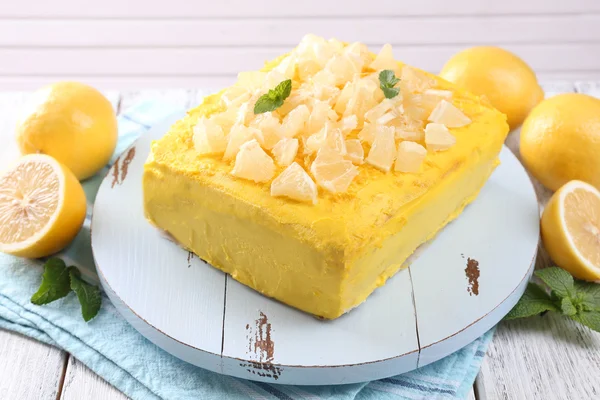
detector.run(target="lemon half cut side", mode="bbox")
[0,154,86,258]
[541,180,600,281]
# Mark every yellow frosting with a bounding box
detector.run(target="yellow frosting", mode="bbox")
[143,51,509,319]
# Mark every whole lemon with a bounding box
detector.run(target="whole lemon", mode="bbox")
[520,93,600,191]
[16,82,118,180]
[440,47,544,129]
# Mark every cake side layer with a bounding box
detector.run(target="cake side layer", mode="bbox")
[143,162,345,319]
[341,154,502,314]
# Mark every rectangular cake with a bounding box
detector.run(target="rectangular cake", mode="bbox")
[143,35,509,319]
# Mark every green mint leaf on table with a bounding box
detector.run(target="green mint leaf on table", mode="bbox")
[571,311,600,332]
[560,297,577,316]
[31,258,72,305]
[69,267,102,322]
[574,281,600,312]
[379,69,400,99]
[253,79,292,114]
[535,267,574,298]
[504,282,558,320]
[505,266,600,332]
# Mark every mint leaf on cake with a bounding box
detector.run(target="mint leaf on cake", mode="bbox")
[379,69,400,99]
[254,79,292,114]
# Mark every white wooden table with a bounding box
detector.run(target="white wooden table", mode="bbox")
[1,83,600,399]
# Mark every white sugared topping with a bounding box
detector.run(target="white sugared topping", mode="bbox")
[190,35,473,202]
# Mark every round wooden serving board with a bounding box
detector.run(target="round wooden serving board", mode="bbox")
[91,112,540,385]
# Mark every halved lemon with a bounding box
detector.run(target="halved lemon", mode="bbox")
[541,180,600,281]
[0,154,86,258]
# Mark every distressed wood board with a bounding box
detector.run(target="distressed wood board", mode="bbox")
[91,112,539,385]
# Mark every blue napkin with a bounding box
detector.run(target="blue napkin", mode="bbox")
[0,100,494,400]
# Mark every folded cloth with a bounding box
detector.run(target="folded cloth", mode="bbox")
[0,100,494,400]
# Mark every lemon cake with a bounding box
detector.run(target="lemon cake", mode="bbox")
[143,35,509,319]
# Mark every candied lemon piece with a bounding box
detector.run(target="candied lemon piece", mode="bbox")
[312,70,338,89]
[307,100,337,135]
[231,139,275,182]
[250,112,282,150]
[365,99,395,123]
[281,105,310,138]
[369,44,399,74]
[270,162,318,204]
[264,70,288,89]
[272,137,299,167]
[209,110,236,135]
[310,148,359,193]
[395,141,427,173]
[334,82,353,115]
[326,54,360,86]
[221,86,251,108]
[273,54,296,79]
[358,123,376,145]
[344,78,380,125]
[339,115,358,134]
[395,129,425,142]
[424,89,453,99]
[428,99,472,128]
[401,66,437,93]
[344,42,372,70]
[193,117,228,155]
[224,124,260,160]
[345,139,364,164]
[296,34,335,68]
[305,124,346,155]
[425,123,456,151]
[366,125,396,171]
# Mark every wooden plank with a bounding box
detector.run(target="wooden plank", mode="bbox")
[480,314,600,399]
[480,81,600,400]
[0,329,67,400]
[0,0,598,17]
[1,16,598,47]
[0,76,236,92]
[60,358,128,400]
[0,44,599,76]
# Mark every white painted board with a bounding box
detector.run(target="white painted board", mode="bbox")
[91,113,539,385]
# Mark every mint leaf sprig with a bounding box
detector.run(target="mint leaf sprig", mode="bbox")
[505,267,600,332]
[378,70,400,99]
[254,79,292,114]
[31,258,102,322]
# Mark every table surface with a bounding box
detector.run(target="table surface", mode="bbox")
[0,83,599,400]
